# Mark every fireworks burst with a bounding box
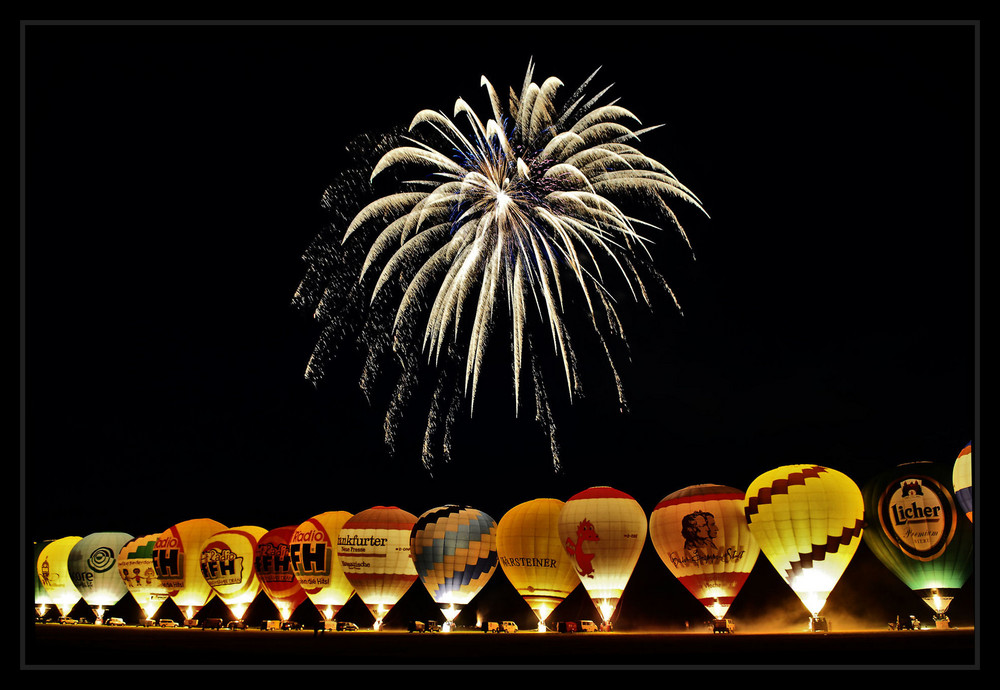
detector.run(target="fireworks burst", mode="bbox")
[294,60,708,474]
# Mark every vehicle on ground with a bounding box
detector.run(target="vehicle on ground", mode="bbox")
[280,620,303,630]
[553,621,577,633]
[501,621,518,633]
[809,616,830,632]
[227,620,247,630]
[336,620,359,631]
[712,618,735,633]
[58,617,77,625]
[577,620,598,632]
[201,618,223,629]
[106,617,126,626]
[158,619,178,627]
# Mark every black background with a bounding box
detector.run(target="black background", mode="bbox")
[23,21,978,635]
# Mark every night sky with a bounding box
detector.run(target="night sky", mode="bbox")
[23,21,978,631]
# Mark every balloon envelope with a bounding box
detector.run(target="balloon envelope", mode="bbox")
[557,486,647,624]
[118,534,170,619]
[37,536,83,616]
[339,506,418,625]
[410,505,498,621]
[152,518,228,617]
[201,526,267,619]
[290,511,355,620]
[650,484,760,620]
[744,465,864,618]
[67,531,133,612]
[255,525,308,620]
[952,443,973,523]
[33,541,53,613]
[862,461,974,616]
[496,498,579,624]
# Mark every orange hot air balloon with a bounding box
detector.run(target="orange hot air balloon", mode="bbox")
[339,506,418,629]
[118,533,170,622]
[496,498,579,628]
[201,526,267,622]
[557,487,647,626]
[255,525,308,622]
[290,511,355,623]
[649,484,760,621]
[744,465,864,622]
[152,517,228,622]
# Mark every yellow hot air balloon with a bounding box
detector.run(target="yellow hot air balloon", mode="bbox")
[744,465,864,625]
[496,498,579,630]
[118,533,170,622]
[649,484,760,621]
[200,526,267,622]
[290,511,355,624]
[339,506,418,629]
[152,517,228,622]
[557,487,647,627]
[37,536,83,618]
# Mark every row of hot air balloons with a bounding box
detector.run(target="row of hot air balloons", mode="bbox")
[33,445,974,631]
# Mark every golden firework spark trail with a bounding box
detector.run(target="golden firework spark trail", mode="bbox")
[294,60,708,474]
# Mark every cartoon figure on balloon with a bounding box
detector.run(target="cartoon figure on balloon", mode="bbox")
[564,519,600,578]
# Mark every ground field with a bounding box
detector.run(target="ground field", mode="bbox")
[24,624,977,668]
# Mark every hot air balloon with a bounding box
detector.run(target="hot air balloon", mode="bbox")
[33,541,53,619]
[952,443,973,523]
[649,484,760,621]
[118,533,170,623]
[496,498,580,630]
[37,536,83,618]
[67,531,133,623]
[862,460,974,623]
[410,505,498,630]
[290,511,355,624]
[339,506,418,629]
[255,525,308,622]
[201,526,267,622]
[744,465,864,627]
[152,517,227,622]
[557,487,647,627]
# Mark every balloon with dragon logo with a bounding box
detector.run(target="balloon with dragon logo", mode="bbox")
[557,487,647,628]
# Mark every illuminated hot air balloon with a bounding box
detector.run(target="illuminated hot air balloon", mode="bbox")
[118,534,170,622]
[649,484,760,621]
[201,526,267,622]
[67,531,133,622]
[37,536,83,617]
[255,525,308,622]
[862,461,974,621]
[744,465,864,624]
[952,442,973,523]
[290,511,355,624]
[152,517,227,622]
[496,498,579,630]
[410,505,498,629]
[33,541,53,618]
[339,506,418,629]
[557,487,647,627]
